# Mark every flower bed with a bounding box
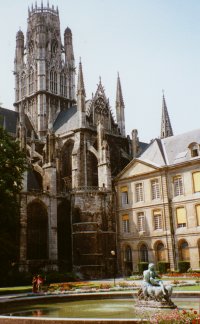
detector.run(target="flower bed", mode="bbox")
[150,308,200,323]
[166,272,200,278]
[44,280,138,295]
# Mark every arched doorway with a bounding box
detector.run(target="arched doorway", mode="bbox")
[179,240,190,261]
[124,245,133,276]
[27,200,48,260]
[156,242,166,262]
[139,244,149,262]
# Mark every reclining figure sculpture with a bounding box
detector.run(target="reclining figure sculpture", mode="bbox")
[137,263,175,308]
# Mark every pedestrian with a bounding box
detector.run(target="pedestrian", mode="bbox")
[32,275,37,293]
[36,274,44,292]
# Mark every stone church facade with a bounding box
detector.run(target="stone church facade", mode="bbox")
[0,3,147,277]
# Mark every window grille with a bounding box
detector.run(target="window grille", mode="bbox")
[138,212,145,232]
[135,183,143,202]
[154,210,162,230]
[151,179,160,200]
[121,186,128,206]
[50,71,57,94]
[123,219,130,233]
[174,176,183,196]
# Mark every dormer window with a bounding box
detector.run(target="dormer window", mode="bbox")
[188,142,200,158]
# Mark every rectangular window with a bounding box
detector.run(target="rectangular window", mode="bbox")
[120,186,128,206]
[193,172,200,192]
[151,179,160,200]
[153,210,162,230]
[138,212,145,232]
[176,207,186,228]
[196,205,200,226]
[122,214,130,233]
[135,183,144,202]
[174,176,183,196]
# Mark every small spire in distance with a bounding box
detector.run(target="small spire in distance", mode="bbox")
[77,58,86,97]
[160,92,173,139]
[116,72,124,107]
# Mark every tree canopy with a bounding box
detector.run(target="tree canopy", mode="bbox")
[0,126,27,277]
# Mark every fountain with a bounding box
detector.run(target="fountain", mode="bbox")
[0,264,199,323]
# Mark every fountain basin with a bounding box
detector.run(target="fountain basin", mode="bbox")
[0,291,199,324]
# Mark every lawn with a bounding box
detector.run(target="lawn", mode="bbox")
[0,283,199,295]
[0,286,32,295]
[173,285,200,291]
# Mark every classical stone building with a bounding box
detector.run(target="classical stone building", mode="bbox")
[0,2,147,277]
[115,96,200,274]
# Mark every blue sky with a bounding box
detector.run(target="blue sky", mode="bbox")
[0,0,200,142]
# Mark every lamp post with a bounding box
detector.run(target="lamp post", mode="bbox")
[110,250,116,286]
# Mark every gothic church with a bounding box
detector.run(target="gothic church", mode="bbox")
[0,2,147,277]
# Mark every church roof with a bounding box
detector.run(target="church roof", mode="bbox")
[53,105,78,134]
[0,107,38,138]
[140,128,200,166]
[0,107,18,134]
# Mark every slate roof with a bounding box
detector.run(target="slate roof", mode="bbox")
[0,107,18,134]
[53,105,78,134]
[140,129,200,166]
[0,107,37,138]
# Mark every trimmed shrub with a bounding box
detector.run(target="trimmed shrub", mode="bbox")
[157,262,170,274]
[138,262,148,274]
[44,271,78,284]
[178,261,190,273]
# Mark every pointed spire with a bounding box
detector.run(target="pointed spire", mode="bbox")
[160,92,173,139]
[116,72,124,107]
[77,58,86,97]
[115,73,125,136]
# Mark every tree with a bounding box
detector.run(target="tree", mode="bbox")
[0,126,27,280]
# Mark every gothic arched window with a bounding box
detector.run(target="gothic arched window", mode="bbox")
[51,40,58,56]
[29,68,34,94]
[50,70,57,94]
[60,72,67,97]
[21,72,26,98]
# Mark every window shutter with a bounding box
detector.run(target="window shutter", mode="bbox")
[193,172,200,192]
[122,214,129,221]
[176,207,186,224]
[121,186,128,192]
[196,205,200,226]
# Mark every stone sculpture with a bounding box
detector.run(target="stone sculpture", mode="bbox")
[136,263,176,308]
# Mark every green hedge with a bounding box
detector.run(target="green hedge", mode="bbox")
[138,262,148,274]
[157,262,170,274]
[178,261,190,273]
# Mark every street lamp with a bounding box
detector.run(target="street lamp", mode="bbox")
[110,250,116,286]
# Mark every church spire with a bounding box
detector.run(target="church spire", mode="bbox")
[160,92,173,139]
[115,73,126,136]
[77,58,86,97]
[77,59,86,127]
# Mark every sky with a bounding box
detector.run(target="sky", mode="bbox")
[1,0,200,143]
